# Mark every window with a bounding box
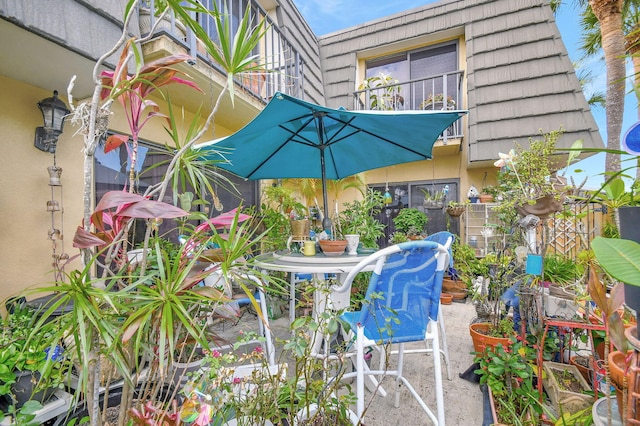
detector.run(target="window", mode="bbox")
[94,137,259,245]
[365,42,459,110]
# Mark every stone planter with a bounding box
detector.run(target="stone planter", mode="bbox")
[542,361,592,414]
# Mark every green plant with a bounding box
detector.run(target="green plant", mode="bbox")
[475,337,543,425]
[420,188,445,206]
[0,400,43,426]
[389,231,409,245]
[0,305,71,404]
[543,254,582,287]
[179,315,357,425]
[336,189,385,248]
[392,208,429,237]
[357,73,403,110]
[493,129,571,213]
[450,239,486,289]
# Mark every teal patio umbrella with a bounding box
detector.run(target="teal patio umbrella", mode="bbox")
[196,92,466,231]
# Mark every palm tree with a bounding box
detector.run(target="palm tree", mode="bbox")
[578,1,638,178]
[576,63,606,107]
[551,0,627,173]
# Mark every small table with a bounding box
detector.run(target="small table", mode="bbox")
[254,250,375,354]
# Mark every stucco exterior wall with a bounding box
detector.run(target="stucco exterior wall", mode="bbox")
[0,76,86,301]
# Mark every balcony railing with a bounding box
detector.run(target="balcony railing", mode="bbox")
[139,0,305,103]
[353,70,465,140]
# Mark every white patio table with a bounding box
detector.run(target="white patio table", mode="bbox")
[253,250,376,355]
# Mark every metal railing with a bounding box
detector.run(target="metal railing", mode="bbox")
[139,0,305,102]
[352,70,465,138]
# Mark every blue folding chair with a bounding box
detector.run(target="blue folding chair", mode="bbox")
[334,240,449,425]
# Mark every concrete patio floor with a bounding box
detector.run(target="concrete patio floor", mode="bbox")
[216,298,485,425]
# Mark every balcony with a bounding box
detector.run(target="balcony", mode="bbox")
[139,0,305,104]
[352,70,465,141]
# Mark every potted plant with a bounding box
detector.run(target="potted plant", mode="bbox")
[357,72,403,111]
[493,130,580,218]
[542,361,592,415]
[468,250,519,352]
[16,3,274,424]
[446,200,466,217]
[420,188,445,209]
[336,189,385,249]
[0,305,71,409]
[475,335,544,424]
[179,315,358,425]
[392,207,429,239]
[543,253,582,318]
[419,93,456,110]
[444,239,485,300]
[261,185,309,240]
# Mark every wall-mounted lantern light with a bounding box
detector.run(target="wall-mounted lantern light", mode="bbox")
[34,90,70,154]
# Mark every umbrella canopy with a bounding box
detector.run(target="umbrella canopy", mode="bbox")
[196,92,466,230]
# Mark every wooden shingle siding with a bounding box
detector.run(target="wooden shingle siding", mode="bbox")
[316,0,603,166]
[274,0,325,104]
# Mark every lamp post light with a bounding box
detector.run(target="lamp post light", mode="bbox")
[34,90,70,154]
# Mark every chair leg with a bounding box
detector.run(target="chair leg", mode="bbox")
[356,325,366,420]
[429,321,446,425]
[438,315,452,380]
[395,342,404,408]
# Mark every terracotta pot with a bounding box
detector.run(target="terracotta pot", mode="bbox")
[609,350,633,389]
[469,322,511,353]
[569,355,593,384]
[442,278,466,292]
[318,239,348,256]
[479,194,493,203]
[440,293,453,305]
[448,290,467,301]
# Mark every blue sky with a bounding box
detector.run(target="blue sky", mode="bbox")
[295,0,639,188]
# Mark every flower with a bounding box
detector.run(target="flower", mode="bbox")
[493,149,516,169]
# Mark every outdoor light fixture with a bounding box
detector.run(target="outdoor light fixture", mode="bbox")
[34,90,70,154]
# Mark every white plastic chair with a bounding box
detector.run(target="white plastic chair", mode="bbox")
[333,240,449,425]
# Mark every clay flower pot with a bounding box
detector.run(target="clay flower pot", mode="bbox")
[469,322,511,353]
[440,293,453,305]
[318,239,348,256]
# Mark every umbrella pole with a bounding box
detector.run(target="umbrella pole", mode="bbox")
[322,175,331,233]
[316,113,333,234]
